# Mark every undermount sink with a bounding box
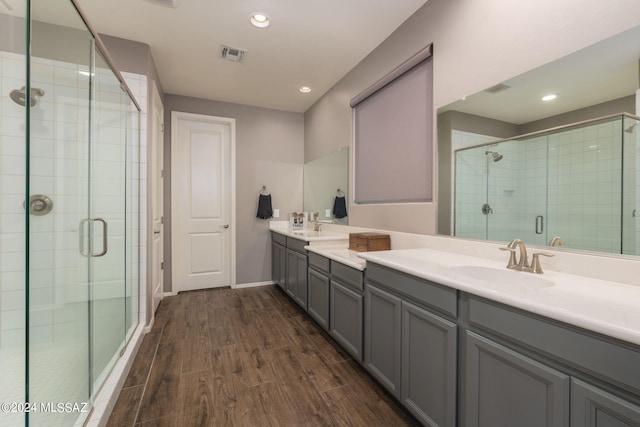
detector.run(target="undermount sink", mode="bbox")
[452,265,554,289]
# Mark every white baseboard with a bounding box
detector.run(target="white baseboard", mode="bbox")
[143,316,155,333]
[163,291,175,297]
[232,280,275,289]
[89,324,145,427]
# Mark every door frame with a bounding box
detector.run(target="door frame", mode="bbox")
[170,111,236,292]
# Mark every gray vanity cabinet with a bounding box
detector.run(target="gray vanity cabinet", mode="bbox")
[271,237,286,290]
[286,244,308,309]
[308,253,330,331]
[402,300,457,427]
[463,330,570,427]
[365,263,458,426]
[330,262,364,361]
[571,379,640,427]
[463,294,640,427]
[365,283,402,396]
[271,233,309,309]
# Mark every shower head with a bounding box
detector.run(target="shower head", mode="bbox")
[485,150,503,162]
[9,86,45,107]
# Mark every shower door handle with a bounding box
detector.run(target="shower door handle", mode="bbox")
[78,218,108,257]
[535,215,544,234]
[92,218,108,257]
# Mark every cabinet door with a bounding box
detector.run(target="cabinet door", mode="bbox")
[401,300,457,427]
[308,268,330,330]
[364,284,402,397]
[278,244,286,288]
[330,280,363,361]
[463,331,570,427]
[271,242,278,283]
[571,378,640,427]
[271,243,285,290]
[293,251,308,309]
[285,248,297,299]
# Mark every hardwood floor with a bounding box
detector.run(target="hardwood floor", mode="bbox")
[107,285,419,426]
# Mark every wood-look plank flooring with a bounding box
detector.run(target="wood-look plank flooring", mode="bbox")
[107,285,419,426]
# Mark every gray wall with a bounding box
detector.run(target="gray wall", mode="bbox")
[304,0,640,235]
[163,95,304,290]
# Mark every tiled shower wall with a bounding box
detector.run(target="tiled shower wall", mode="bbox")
[452,130,497,238]
[453,116,638,255]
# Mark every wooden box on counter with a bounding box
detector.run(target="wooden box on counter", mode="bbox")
[348,233,391,252]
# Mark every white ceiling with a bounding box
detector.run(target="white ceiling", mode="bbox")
[70,0,429,113]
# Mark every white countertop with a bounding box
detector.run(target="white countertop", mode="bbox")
[270,225,349,244]
[358,248,640,346]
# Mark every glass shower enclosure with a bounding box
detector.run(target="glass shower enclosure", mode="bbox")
[1,1,140,426]
[454,113,639,255]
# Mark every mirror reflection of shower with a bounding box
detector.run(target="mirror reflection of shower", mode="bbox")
[485,150,503,162]
[9,86,45,107]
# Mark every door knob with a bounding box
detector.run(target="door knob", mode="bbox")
[223,224,229,229]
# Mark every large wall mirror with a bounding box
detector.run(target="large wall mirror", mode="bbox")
[437,25,640,256]
[304,147,349,224]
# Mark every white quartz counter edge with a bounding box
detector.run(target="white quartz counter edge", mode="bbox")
[358,248,640,347]
[270,226,349,243]
[304,245,366,271]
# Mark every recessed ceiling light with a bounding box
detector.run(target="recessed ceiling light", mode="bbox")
[299,86,311,93]
[542,94,557,101]
[250,13,271,28]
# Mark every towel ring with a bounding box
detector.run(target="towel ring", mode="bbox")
[260,185,270,195]
[336,188,345,196]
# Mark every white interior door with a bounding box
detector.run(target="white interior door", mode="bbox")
[172,111,234,292]
[151,81,164,313]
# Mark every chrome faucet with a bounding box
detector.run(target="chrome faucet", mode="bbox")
[500,238,554,274]
[549,236,565,247]
[506,239,529,270]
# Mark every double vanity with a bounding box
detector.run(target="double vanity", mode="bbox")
[270,223,640,427]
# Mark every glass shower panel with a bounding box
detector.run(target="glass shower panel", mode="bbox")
[546,116,623,253]
[28,1,93,425]
[0,2,27,426]
[485,137,548,245]
[125,98,139,341]
[454,145,487,239]
[622,115,639,255]
[89,52,127,393]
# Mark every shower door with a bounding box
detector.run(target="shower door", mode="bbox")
[89,51,128,392]
[485,136,549,246]
[25,1,134,425]
[27,1,94,425]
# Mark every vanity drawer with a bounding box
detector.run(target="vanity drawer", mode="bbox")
[272,231,286,246]
[467,295,640,395]
[332,262,363,292]
[366,262,457,319]
[309,252,330,273]
[286,237,308,254]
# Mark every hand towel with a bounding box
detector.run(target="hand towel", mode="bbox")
[333,196,348,219]
[257,194,273,219]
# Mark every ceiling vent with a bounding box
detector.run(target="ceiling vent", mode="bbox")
[145,0,180,8]
[484,83,512,94]
[220,45,248,62]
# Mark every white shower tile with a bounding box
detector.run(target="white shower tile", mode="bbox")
[1,290,25,311]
